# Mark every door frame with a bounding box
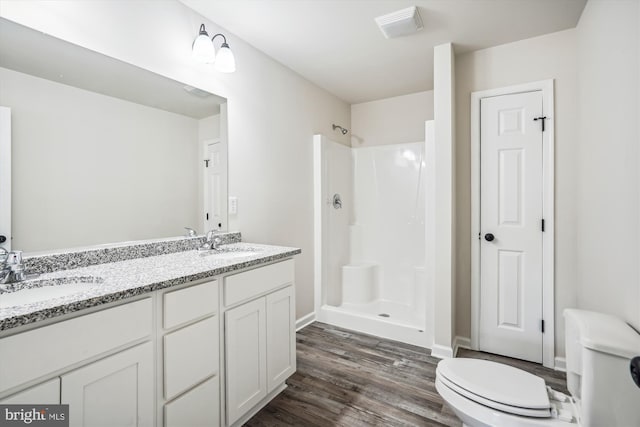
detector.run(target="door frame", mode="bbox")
[470,80,555,368]
[0,107,10,251]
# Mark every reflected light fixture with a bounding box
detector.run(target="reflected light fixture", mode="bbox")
[192,24,236,73]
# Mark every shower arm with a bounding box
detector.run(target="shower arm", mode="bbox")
[332,124,349,135]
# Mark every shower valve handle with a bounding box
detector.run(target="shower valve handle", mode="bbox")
[484,233,495,242]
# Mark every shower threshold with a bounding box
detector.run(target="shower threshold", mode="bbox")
[318,302,430,348]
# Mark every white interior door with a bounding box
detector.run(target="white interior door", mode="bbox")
[203,139,227,232]
[0,106,10,251]
[479,91,544,363]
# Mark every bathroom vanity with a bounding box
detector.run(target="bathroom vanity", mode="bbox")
[0,233,300,427]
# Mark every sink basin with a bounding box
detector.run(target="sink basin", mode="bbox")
[199,246,261,260]
[0,276,104,309]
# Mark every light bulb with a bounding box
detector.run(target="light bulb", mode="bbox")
[214,43,236,73]
[192,29,215,64]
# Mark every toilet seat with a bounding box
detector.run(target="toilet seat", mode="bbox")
[436,358,551,418]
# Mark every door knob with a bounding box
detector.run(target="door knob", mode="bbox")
[484,233,495,242]
[631,356,640,389]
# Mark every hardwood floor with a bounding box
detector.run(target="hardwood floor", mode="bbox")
[245,322,567,427]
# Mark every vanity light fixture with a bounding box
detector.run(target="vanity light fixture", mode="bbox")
[192,24,236,73]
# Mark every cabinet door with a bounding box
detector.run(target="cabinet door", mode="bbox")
[0,378,60,404]
[266,286,296,392]
[225,298,266,425]
[61,342,154,427]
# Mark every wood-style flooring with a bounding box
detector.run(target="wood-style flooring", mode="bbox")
[245,322,567,427]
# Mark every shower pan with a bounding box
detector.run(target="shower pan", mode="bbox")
[313,127,435,348]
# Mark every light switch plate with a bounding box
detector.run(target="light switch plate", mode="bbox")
[228,196,238,215]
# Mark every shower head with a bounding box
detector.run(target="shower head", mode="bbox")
[332,124,349,135]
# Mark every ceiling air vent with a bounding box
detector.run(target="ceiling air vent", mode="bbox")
[375,6,423,39]
[183,85,211,98]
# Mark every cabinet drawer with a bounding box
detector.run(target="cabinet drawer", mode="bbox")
[164,279,218,329]
[0,298,152,393]
[224,259,294,306]
[165,376,219,427]
[164,315,219,400]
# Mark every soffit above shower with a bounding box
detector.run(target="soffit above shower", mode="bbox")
[180,0,586,104]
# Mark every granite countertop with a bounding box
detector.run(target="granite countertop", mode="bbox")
[0,242,301,331]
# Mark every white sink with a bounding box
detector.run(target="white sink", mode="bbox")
[199,247,261,260]
[0,276,103,309]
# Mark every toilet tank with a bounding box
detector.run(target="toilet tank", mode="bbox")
[564,309,640,427]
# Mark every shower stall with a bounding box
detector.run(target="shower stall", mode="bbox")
[313,124,434,348]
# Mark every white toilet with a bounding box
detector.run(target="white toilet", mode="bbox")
[435,309,640,426]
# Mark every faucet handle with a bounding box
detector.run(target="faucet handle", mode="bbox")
[184,227,197,237]
[6,250,22,265]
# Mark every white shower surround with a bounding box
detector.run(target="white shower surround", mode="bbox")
[313,128,435,348]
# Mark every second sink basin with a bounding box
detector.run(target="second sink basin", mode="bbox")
[199,246,261,260]
[0,276,104,309]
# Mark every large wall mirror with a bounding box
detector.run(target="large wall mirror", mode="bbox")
[0,18,228,253]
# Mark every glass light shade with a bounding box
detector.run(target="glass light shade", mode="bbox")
[214,45,236,73]
[192,34,215,64]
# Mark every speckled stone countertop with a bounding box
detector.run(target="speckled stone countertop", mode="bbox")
[0,241,301,331]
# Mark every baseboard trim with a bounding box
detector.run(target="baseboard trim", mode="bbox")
[431,344,454,359]
[453,336,471,357]
[296,312,316,331]
[554,356,566,372]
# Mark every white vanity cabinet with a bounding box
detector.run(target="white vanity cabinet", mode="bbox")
[0,254,297,427]
[223,260,296,426]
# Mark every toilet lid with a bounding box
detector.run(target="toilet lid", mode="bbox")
[437,358,551,417]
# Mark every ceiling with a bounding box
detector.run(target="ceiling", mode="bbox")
[0,18,226,119]
[181,0,586,104]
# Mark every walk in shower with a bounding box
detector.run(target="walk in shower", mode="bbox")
[313,126,434,348]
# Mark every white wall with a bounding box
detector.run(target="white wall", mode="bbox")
[576,0,640,330]
[0,0,351,319]
[455,29,578,357]
[351,90,434,147]
[0,66,200,251]
[198,114,220,141]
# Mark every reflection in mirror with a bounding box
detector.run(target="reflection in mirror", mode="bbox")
[0,18,228,253]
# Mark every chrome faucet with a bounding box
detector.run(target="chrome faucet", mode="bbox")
[184,227,197,237]
[0,249,27,285]
[199,229,222,251]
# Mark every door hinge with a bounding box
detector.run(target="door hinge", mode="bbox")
[541,319,545,333]
[534,116,547,132]
[541,219,545,232]
[206,213,209,220]
[204,159,209,168]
